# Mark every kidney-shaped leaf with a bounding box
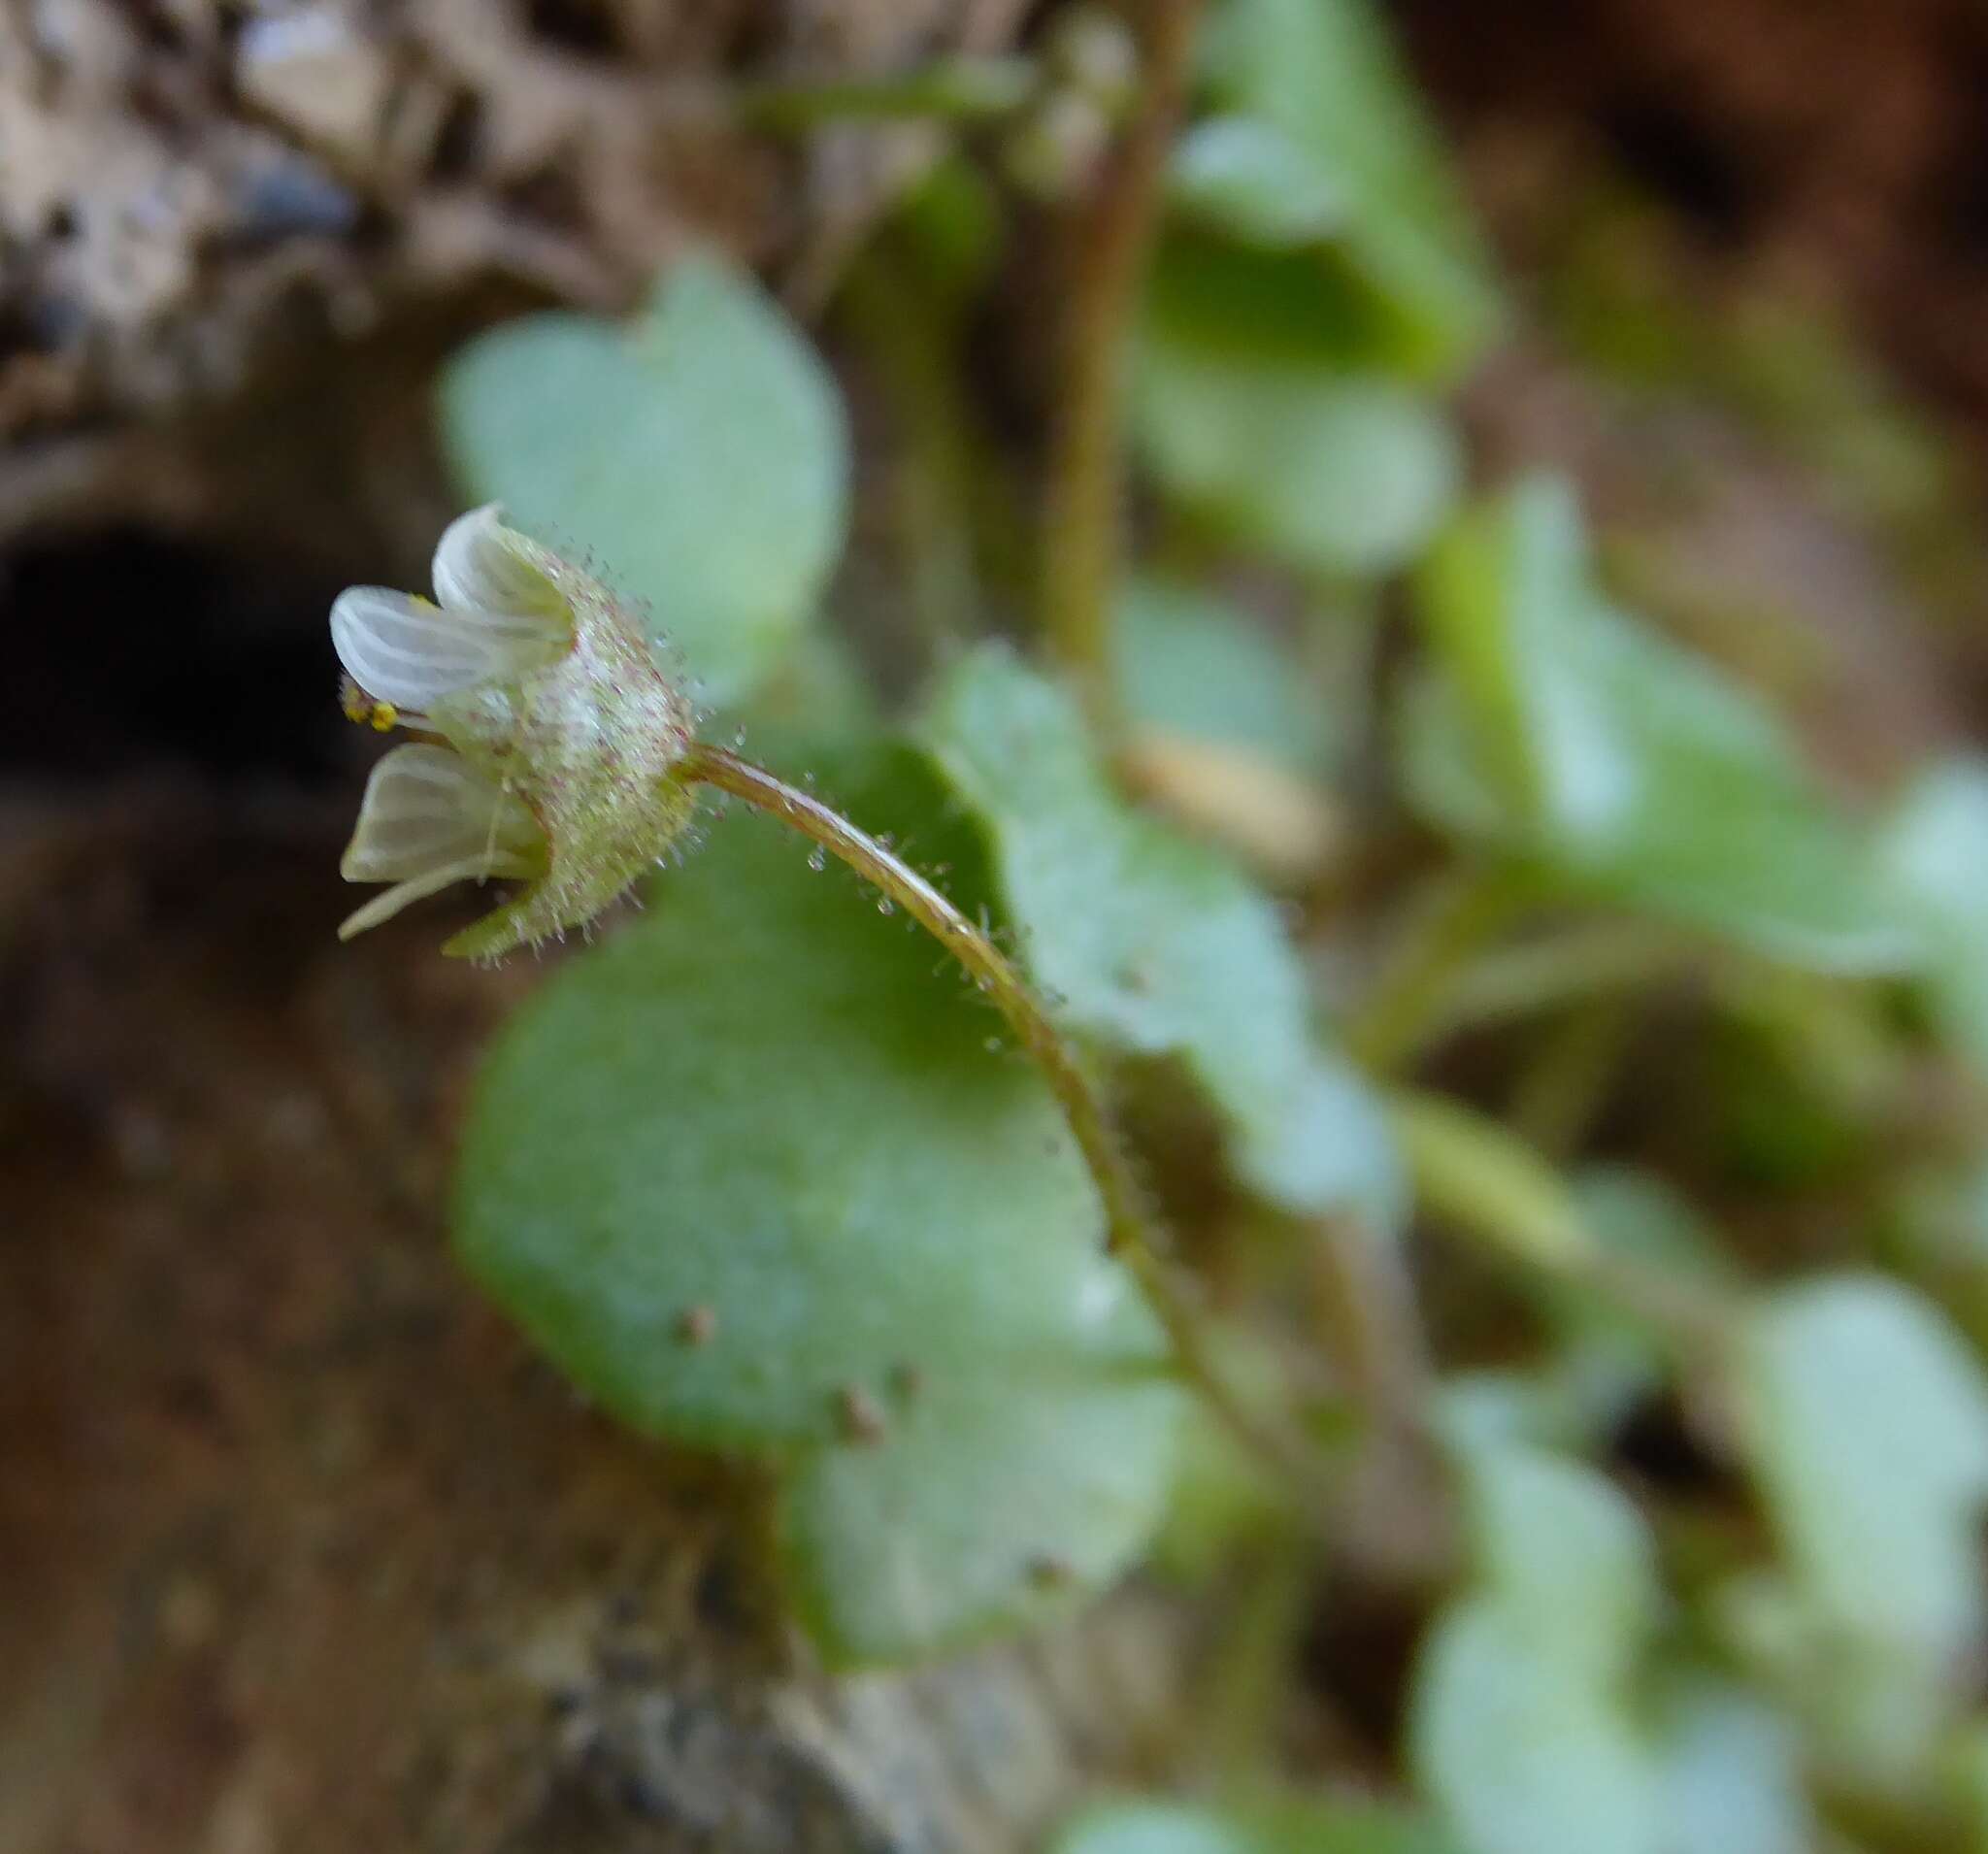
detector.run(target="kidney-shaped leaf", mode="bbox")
[438,255,849,708]
[1453,1434,1658,1686]
[1402,478,1914,974]
[918,646,1401,1230]
[455,743,1179,1664]
[1411,1436,1662,1854]
[1738,1273,1988,1659]
[1413,1602,1660,1854]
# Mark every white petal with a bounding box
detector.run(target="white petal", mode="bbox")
[332,585,560,707]
[339,856,527,941]
[340,744,542,882]
[432,504,563,616]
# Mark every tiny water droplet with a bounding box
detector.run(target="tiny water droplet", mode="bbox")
[983,1036,1002,1053]
[807,846,827,872]
[976,976,993,993]
[877,897,895,915]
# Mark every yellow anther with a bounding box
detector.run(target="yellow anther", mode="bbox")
[340,677,399,731]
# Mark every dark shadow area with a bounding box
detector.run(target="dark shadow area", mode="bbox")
[0,528,349,783]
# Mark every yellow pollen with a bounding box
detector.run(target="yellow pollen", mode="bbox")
[341,678,399,731]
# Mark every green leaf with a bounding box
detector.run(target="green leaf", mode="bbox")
[1655,1680,1814,1854]
[1051,1802,1252,1854]
[437,255,849,708]
[1739,1274,1988,1659]
[1449,1433,1658,1687]
[1408,477,1633,838]
[1137,237,1460,579]
[918,646,1401,1229]
[1243,1802,1460,1854]
[1053,1797,1458,1854]
[1118,576,1332,774]
[1878,754,1988,1071]
[1412,1603,1660,1854]
[1402,478,1914,973]
[455,742,1179,1665]
[1411,1437,1661,1854]
[1201,0,1503,379]
[1710,1568,1956,1788]
[1171,116,1348,248]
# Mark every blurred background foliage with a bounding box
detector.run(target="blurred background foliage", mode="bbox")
[420,0,1988,1849]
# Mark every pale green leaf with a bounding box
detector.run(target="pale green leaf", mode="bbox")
[1739,1273,1988,1658]
[438,255,849,708]
[1655,1680,1814,1854]
[1172,116,1348,248]
[919,646,1401,1227]
[1878,754,1988,1070]
[1411,1602,1661,1854]
[455,743,1179,1664]
[1053,1797,1458,1854]
[1446,1432,1657,1685]
[1051,1802,1252,1854]
[1137,237,1460,579]
[1202,0,1503,378]
[1402,479,1914,973]
[1412,1438,1661,1854]
[1119,576,1332,774]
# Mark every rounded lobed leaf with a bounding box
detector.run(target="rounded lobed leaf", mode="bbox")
[455,742,1180,1664]
[918,645,1402,1231]
[438,255,849,709]
[1401,478,1917,974]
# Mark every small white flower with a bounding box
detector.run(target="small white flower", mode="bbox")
[333,505,698,956]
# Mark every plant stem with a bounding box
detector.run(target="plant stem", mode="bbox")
[1506,993,1637,1160]
[683,744,1332,1508]
[1343,864,1533,1076]
[836,251,984,659]
[1390,1088,1732,1348]
[737,55,1037,132]
[1437,920,1690,1036]
[1039,0,1207,737]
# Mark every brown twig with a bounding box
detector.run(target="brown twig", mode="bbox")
[1040,0,1208,736]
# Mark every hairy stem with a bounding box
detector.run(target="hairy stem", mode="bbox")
[1040,0,1207,735]
[684,743,1332,1510]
